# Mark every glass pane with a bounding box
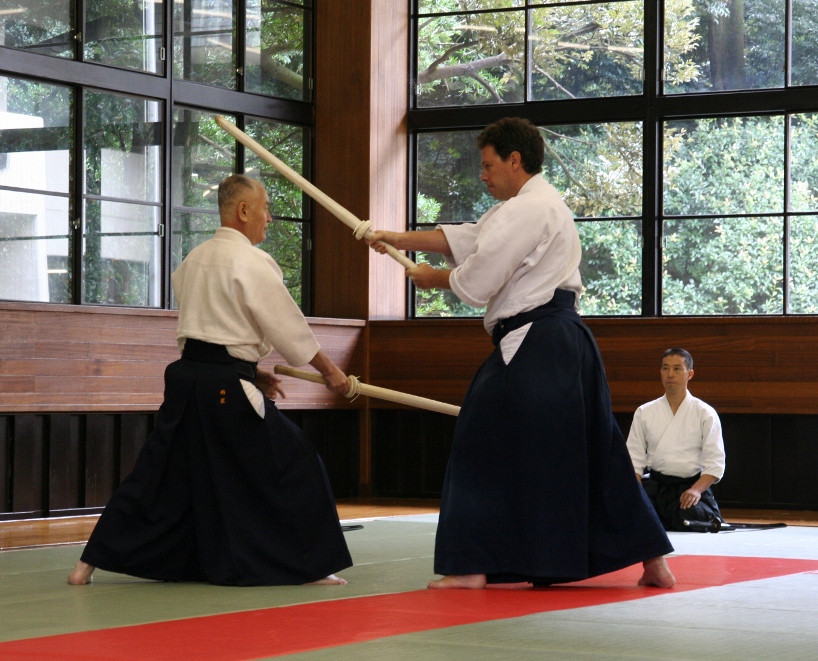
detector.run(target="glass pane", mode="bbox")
[245,118,307,219]
[173,0,236,88]
[418,0,522,12]
[0,190,71,303]
[542,122,642,218]
[84,91,162,203]
[662,217,783,315]
[170,209,220,308]
[792,1,818,86]
[0,77,72,194]
[663,0,785,94]
[84,0,164,74]
[258,220,304,307]
[172,108,235,210]
[416,130,494,225]
[789,215,818,314]
[663,116,784,216]
[578,219,641,316]
[82,200,161,306]
[416,10,524,107]
[790,113,818,213]
[0,0,73,58]
[246,0,308,100]
[415,249,485,318]
[530,2,643,101]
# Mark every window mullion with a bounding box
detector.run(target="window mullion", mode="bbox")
[72,86,84,305]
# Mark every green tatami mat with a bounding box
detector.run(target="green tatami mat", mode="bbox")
[0,520,437,642]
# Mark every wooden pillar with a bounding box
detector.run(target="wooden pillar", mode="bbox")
[315,1,409,494]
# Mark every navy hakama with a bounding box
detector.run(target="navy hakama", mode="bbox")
[641,470,724,531]
[434,291,673,583]
[81,340,352,586]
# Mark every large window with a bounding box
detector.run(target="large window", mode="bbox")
[0,0,314,310]
[411,0,818,317]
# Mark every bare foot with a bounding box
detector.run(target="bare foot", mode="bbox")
[305,574,348,585]
[427,574,487,589]
[68,560,95,585]
[486,582,531,590]
[638,556,676,588]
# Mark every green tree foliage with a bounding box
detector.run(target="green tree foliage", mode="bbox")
[414,0,818,317]
[246,119,307,306]
[246,0,307,99]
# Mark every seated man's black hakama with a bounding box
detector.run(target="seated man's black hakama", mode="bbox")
[640,470,723,531]
[81,340,352,586]
[434,291,673,584]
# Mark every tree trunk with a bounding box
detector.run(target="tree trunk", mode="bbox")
[708,0,746,91]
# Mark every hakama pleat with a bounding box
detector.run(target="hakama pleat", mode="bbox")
[81,347,352,586]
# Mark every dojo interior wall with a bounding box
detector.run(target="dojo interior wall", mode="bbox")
[2,1,818,519]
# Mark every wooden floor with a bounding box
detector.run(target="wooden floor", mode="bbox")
[0,499,442,551]
[0,501,815,551]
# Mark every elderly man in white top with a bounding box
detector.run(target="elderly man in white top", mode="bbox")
[69,174,352,587]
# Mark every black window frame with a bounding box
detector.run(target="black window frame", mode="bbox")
[407,0,818,318]
[0,0,316,312]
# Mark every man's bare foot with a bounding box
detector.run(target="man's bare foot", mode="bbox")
[486,581,531,590]
[427,574,487,589]
[638,556,676,588]
[68,560,95,585]
[305,574,348,585]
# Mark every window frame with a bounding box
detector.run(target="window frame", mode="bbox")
[408,0,818,318]
[0,0,315,312]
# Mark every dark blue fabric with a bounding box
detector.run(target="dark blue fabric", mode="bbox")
[81,340,352,586]
[641,470,723,532]
[434,303,673,583]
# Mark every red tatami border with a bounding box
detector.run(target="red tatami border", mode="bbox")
[3,555,818,660]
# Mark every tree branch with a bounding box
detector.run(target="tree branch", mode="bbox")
[418,53,512,84]
[466,72,503,102]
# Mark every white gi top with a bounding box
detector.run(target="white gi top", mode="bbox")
[440,175,582,336]
[172,227,320,367]
[626,391,726,481]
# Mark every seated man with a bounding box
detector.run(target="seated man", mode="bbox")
[626,348,726,532]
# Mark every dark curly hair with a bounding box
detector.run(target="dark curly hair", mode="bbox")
[476,117,544,174]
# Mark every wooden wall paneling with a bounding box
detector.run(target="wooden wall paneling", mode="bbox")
[771,415,818,507]
[712,414,773,507]
[314,0,372,321]
[48,414,83,513]
[289,410,361,499]
[0,304,366,413]
[368,320,492,406]
[0,303,177,413]
[371,410,456,497]
[84,414,118,508]
[369,317,818,416]
[368,0,409,321]
[11,415,46,516]
[419,413,456,494]
[0,416,9,513]
[372,410,425,496]
[261,320,366,409]
[120,413,153,481]
[586,317,818,414]
[613,412,634,440]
